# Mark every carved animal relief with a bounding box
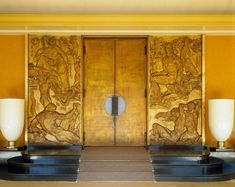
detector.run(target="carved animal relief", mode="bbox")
[148,36,202,145]
[28,35,82,145]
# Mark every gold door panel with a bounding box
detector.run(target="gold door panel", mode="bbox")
[116,39,147,146]
[84,39,114,146]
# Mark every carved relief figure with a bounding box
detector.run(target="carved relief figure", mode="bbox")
[149,36,202,145]
[150,99,201,145]
[29,103,80,144]
[28,35,81,145]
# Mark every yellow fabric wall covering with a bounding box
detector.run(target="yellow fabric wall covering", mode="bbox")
[205,36,235,148]
[0,35,25,147]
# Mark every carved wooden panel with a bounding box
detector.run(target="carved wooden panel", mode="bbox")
[148,36,202,145]
[28,35,82,145]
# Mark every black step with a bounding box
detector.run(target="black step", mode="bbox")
[8,156,79,175]
[22,150,81,164]
[5,145,82,181]
[155,161,235,182]
[0,171,78,181]
[149,145,235,182]
[25,144,82,151]
[152,157,223,175]
[149,145,210,165]
[150,150,210,165]
[148,145,208,151]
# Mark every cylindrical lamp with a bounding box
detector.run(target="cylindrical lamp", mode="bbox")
[0,98,24,148]
[208,99,234,149]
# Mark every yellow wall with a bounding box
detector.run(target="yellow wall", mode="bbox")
[0,35,25,147]
[205,36,235,148]
[0,35,235,148]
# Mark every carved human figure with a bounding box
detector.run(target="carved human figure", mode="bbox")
[29,103,80,144]
[150,43,187,106]
[28,63,62,107]
[150,123,172,144]
[150,100,201,145]
[180,100,201,144]
[180,37,201,77]
[152,43,183,85]
[33,36,69,87]
[39,37,79,105]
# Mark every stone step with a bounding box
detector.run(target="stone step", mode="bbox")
[79,160,152,172]
[81,146,149,161]
[78,146,155,181]
[78,171,154,181]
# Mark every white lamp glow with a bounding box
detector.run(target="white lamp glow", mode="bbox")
[0,98,24,148]
[208,99,234,149]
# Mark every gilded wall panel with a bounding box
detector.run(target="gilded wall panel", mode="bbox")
[28,35,82,145]
[148,35,202,145]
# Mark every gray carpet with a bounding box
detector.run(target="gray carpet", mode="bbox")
[78,147,154,181]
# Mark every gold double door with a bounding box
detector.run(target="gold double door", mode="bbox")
[84,38,147,146]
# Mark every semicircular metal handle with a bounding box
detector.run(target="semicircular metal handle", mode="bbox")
[104,96,126,116]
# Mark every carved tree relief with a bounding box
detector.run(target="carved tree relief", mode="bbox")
[148,36,202,145]
[28,35,82,145]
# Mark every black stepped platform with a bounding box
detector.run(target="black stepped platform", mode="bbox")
[0,145,82,181]
[153,157,224,175]
[149,145,235,182]
[21,149,81,164]
[149,145,210,164]
[150,150,210,165]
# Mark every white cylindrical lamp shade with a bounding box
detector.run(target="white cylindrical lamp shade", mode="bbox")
[0,98,24,142]
[208,99,234,142]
